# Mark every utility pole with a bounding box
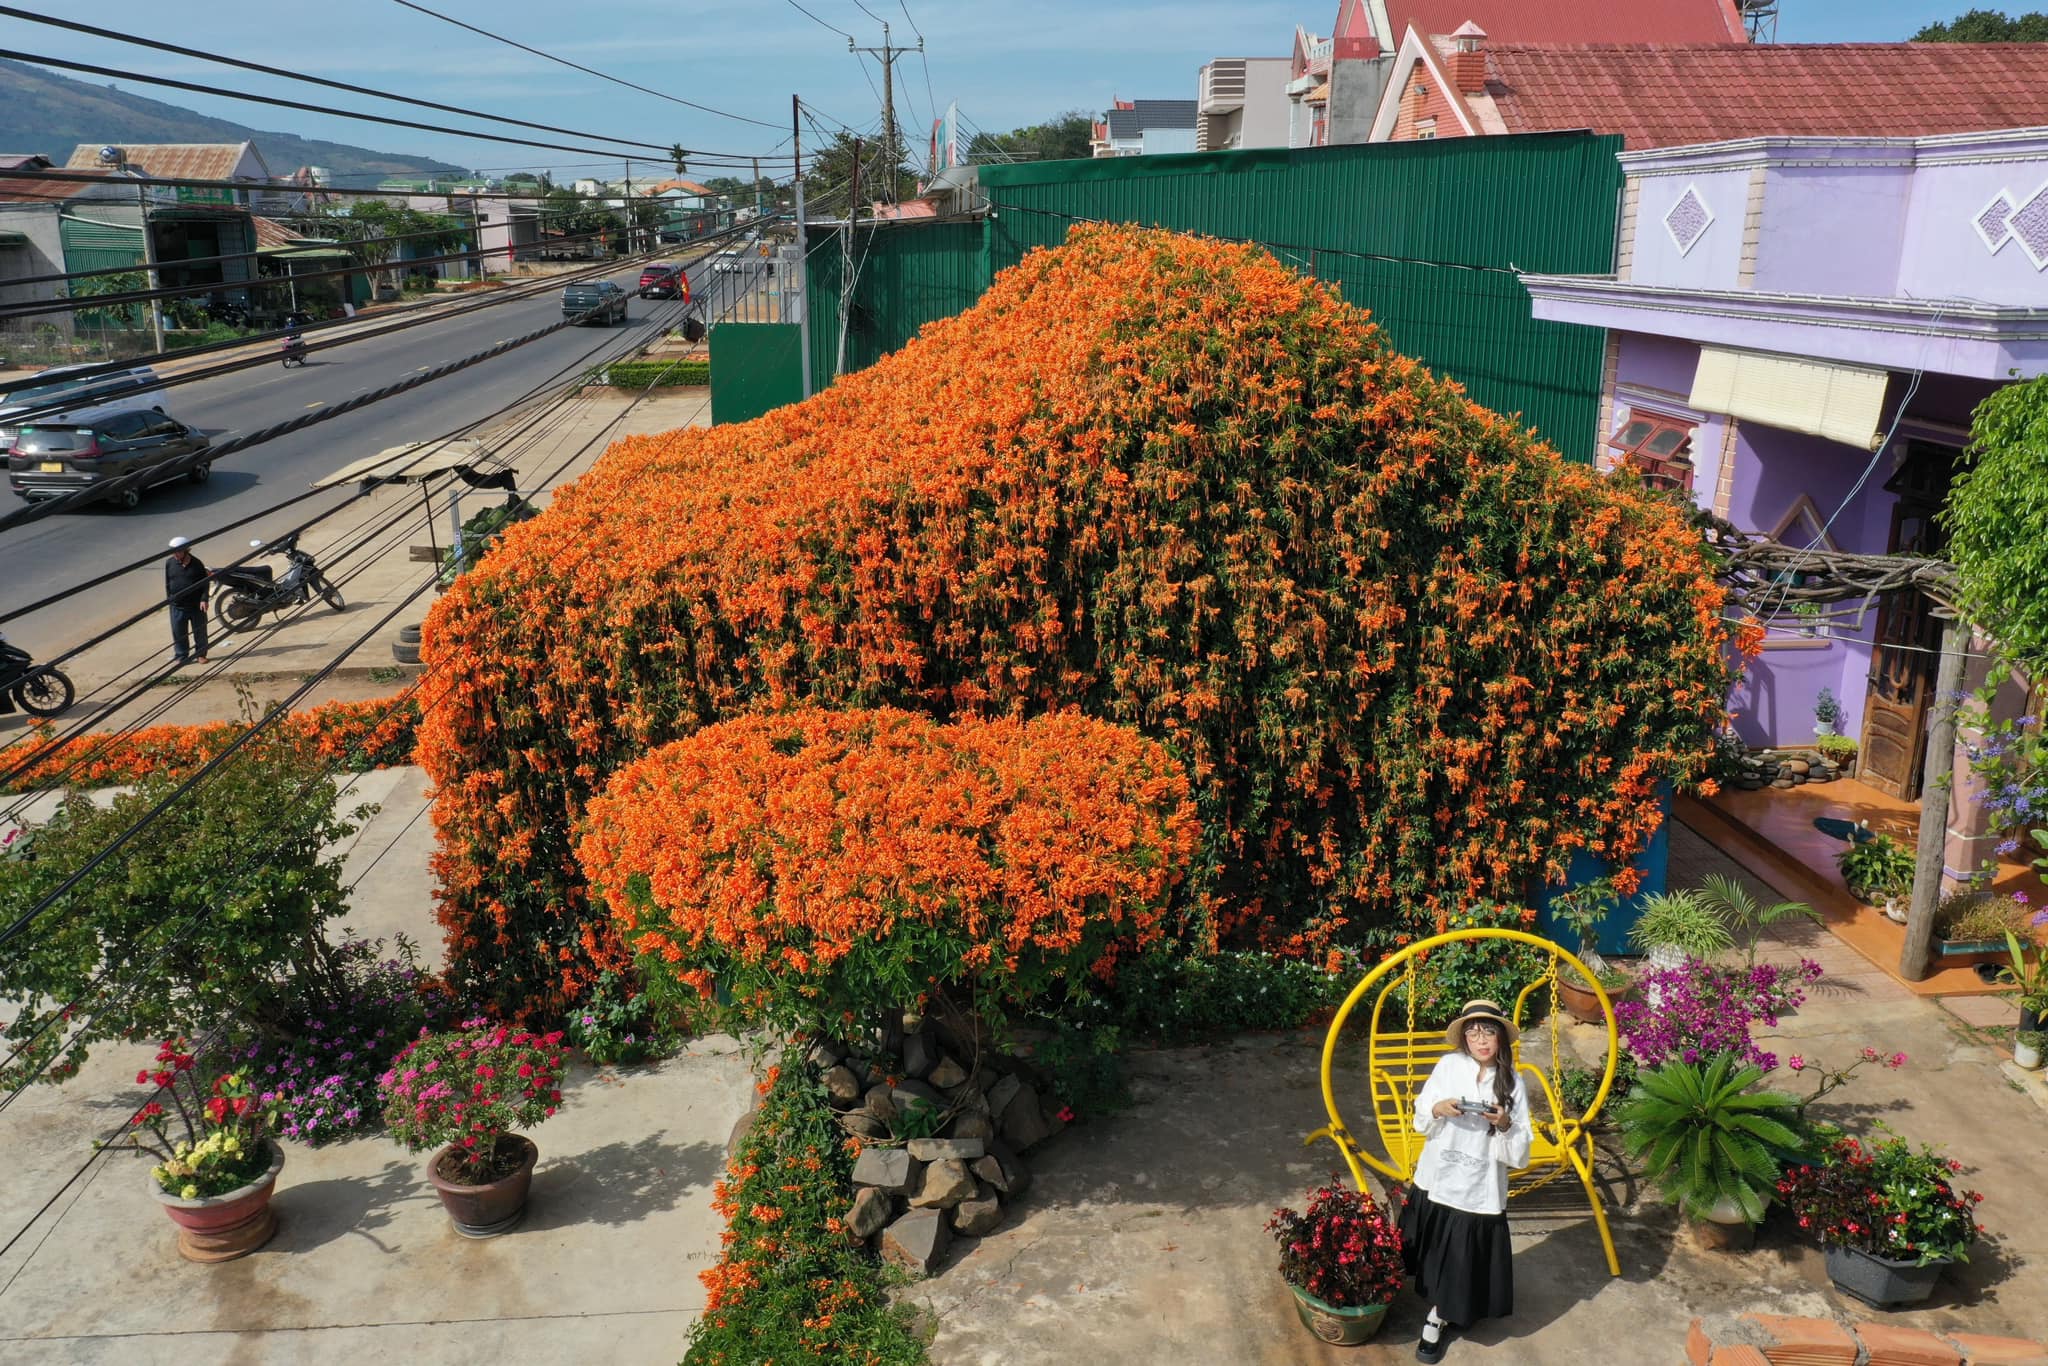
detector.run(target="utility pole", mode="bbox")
[793,93,812,399]
[136,181,164,355]
[849,22,923,204]
[837,138,861,378]
[752,156,762,221]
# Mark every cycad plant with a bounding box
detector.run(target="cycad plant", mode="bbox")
[1616,1053,1807,1224]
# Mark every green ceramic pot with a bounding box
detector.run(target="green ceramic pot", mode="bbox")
[1286,1283,1391,1346]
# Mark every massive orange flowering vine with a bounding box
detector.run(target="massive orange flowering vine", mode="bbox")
[577,707,1195,1032]
[418,223,1735,1019]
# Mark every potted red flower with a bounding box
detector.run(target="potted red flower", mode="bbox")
[105,1040,284,1263]
[1266,1182,1406,1346]
[377,1016,567,1237]
[1777,1125,1984,1309]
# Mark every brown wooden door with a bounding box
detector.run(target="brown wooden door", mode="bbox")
[1859,442,1954,800]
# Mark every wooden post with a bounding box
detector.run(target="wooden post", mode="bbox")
[1899,616,1968,980]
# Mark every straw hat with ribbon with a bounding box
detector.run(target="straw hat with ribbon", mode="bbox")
[1444,999,1519,1050]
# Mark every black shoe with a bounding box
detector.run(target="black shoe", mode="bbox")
[1416,1319,1449,1363]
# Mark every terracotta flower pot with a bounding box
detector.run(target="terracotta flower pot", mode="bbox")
[1689,1199,1758,1252]
[1286,1282,1390,1346]
[151,1139,284,1263]
[427,1134,538,1238]
[1557,974,1634,1025]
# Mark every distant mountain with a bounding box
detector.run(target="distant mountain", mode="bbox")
[0,57,472,181]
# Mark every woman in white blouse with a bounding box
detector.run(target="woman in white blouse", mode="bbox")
[1397,999,1533,1363]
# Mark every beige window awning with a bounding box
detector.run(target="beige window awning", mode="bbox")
[1687,347,1891,450]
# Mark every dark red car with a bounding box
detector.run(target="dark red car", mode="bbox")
[638,264,688,301]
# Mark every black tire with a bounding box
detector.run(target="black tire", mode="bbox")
[115,486,141,511]
[315,574,345,611]
[398,624,423,645]
[391,639,421,665]
[13,666,73,718]
[217,591,263,634]
[188,461,211,485]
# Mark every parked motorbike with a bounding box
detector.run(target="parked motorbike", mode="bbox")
[0,634,74,717]
[211,532,345,633]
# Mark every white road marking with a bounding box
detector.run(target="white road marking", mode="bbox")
[305,401,324,409]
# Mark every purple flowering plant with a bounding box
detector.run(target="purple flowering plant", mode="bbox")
[234,934,451,1145]
[1616,954,1823,1071]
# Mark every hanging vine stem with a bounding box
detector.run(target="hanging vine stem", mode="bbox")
[1700,513,1965,629]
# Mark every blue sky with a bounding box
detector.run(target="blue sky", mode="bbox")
[2,0,1997,179]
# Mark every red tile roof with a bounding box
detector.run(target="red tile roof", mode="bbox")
[0,168,121,203]
[1383,0,1746,49]
[62,142,267,182]
[1484,42,2048,147]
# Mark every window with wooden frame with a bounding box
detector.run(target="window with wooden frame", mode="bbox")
[1606,409,1696,490]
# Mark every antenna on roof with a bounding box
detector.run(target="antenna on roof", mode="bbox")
[1737,0,1778,43]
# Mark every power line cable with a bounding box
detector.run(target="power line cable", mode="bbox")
[0,220,770,628]
[783,0,855,40]
[387,0,782,131]
[0,216,774,449]
[0,48,743,166]
[0,7,688,157]
[0,260,726,799]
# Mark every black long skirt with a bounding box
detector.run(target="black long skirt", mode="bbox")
[1398,1183,1514,1328]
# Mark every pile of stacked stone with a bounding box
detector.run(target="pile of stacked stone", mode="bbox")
[809,1017,1066,1276]
[1728,746,1843,790]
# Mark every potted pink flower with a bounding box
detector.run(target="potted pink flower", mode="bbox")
[377,1017,567,1237]
[1266,1183,1406,1345]
[106,1040,284,1263]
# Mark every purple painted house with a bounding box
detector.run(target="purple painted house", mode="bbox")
[1522,128,2048,809]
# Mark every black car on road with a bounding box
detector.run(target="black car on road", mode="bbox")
[8,411,211,508]
[562,280,629,325]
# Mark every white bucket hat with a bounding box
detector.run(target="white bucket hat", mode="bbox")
[167,536,190,550]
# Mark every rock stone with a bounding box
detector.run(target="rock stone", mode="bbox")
[903,1030,937,1079]
[841,1111,886,1140]
[726,1106,757,1159]
[805,1037,844,1070]
[908,1137,986,1162]
[988,1139,1032,1199]
[910,1158,976,1209]
[852,1147,920,1195]
[985,1073,1022,1122]
[824,1065,864,1106]
[1785,759,1811,776]
[1000,1081,1054,1152]
[951,1188,1004,1237]
[864,1085,899,1126]
[890,1078,947,1112]
[1771,777,1796,789]
[948,1110,994,1142]
[848,1186,893,1240]
[928,1055,969,1090]
[879,1207,951,1276]
[971,1154,1008,1193]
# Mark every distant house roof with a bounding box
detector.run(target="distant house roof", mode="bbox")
[64,142,271,182]
[0,167,123,203]
[1105,99,1199,139]
[1480,42,2048,148]
[1337,0,1746,51]
[641,178,713,197]
[0,154,53,171]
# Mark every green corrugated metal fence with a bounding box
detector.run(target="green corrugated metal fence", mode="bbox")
[805,218,987,387]
[709,322,804,425]
[799,134,1624,455]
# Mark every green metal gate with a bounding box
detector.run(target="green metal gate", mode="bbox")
[709,322,804,425]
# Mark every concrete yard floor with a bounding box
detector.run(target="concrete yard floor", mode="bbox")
[909,822,2048,1365]
[0,768,757,1366]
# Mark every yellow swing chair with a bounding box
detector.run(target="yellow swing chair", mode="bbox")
[1305,927,1625,1277]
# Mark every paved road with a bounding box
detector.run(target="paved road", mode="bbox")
[0,254,723,660]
